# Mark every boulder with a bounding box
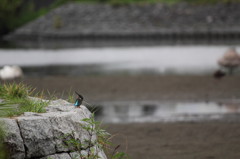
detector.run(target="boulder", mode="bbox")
[0,99,107,159]
[40,153,72,159]
[1,118,25,159]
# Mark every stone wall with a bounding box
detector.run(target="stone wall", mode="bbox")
[5,2,240,41]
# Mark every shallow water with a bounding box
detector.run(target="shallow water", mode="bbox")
[0,45,239,75]
[92,100,240,123]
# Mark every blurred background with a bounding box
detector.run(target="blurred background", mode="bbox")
[1,0,240,158]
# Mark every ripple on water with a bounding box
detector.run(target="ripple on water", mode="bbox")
[90,100,240,123]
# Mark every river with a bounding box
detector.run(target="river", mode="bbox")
[0,44,240,123]
[0,45,238,76]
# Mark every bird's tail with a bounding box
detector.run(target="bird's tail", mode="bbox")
[75,91,84,99]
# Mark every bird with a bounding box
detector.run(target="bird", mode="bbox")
[213,70,226,79]
[218,48,240,75]
[74,91,84,107]
[0,65,23,80]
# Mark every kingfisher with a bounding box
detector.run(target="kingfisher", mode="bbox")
[74,91,84,107]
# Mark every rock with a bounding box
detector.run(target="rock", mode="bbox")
[69,146,107,159]
[40,153,72,159]
[69,151,86,159]
[49,99,72,107]
[17,116,55,158]
[1,119,25,159]
[1,99,107,159]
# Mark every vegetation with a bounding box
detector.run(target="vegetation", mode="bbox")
[0,0,67,36]
[63,114,129,159]
[0,83,49,117]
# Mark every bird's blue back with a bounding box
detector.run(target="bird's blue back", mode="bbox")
[74,99,80,106]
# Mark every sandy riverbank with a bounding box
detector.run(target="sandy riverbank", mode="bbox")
[105,122,240,159]
[17,75,240,102]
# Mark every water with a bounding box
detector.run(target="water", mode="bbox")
[1,45,239,123]
[0,45,238,75]
[92,100,240,123]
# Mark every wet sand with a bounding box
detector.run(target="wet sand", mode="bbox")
[105,122,240,159]
[7,75,240,159]
[18,75,240,102]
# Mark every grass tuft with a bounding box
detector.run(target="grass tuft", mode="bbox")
[0,83,33,99]
[0,83,49,117]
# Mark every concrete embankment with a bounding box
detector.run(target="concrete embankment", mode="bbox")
[4,2,240,46]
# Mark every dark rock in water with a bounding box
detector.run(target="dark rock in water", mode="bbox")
[213,70,226,79]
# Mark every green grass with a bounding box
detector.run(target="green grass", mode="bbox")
[0,83,49,117]
[0,0,67,36]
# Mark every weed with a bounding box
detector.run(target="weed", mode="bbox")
[53,15,63,29]
[67,88,75,103]
[63,113,129,159]
[0,83,33,99]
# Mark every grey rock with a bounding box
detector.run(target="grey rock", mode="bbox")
[69,152,81,158]
[0,118,25,159]
[2,98,106,159]
[23,112,42,116]
[40,153,71,159]
[17,116,56,158]
[69,146,107,159]
[49,99,72,107]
